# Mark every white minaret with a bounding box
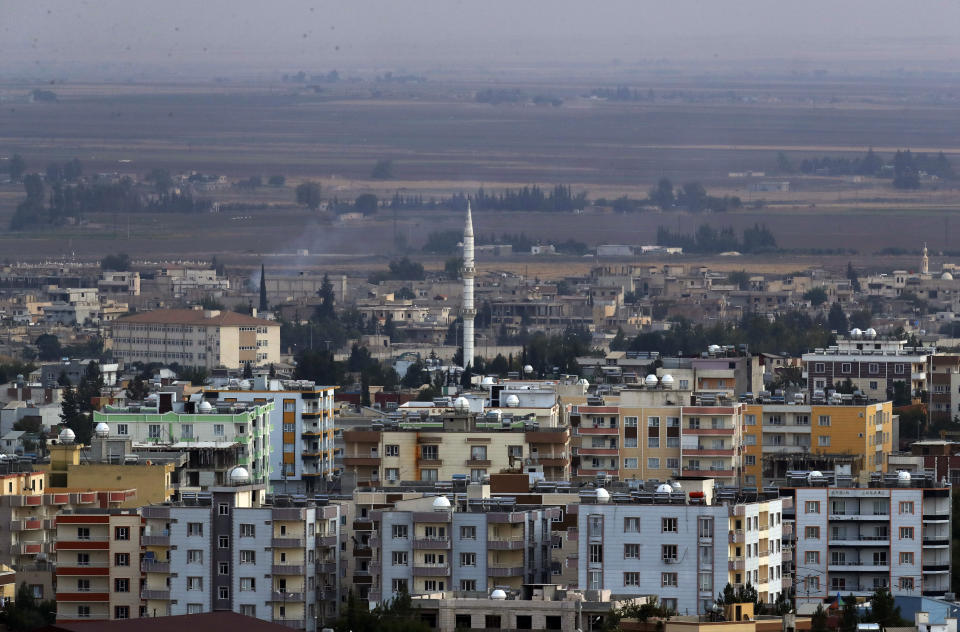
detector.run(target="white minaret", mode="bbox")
[922,242,929,275]
[462,202,475,369]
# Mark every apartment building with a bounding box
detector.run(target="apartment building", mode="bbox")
[929,353,960,424]
[141,484,339,630]
[93,396,273,488]
[98,271,141,296]
[109,308,280,369]
[204,378,337,494]
[0,466,136,571]
[371,494,557,605]
[43,288,100,325]
[342,411,570,487]
[741,401,895,485]
[55,509,142,622]
[784,469,951,605]
[803,335,931,401]
[570,386,744,486]
[576,486,784,615]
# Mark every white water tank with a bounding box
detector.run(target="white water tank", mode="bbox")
[504,394,520,408]
[58,428,76,445]
[432,496,451,510]
[645,374,659,387]
[656,483,673,494]
[865,328,877,338]
[596,488,611,503]
[850,328,862,338]
[229,467,250,485]
[523,364,534,375]
[94,422,110,438]
[491,589,507,600]
[198,400,213,413]
[897,470,911,484]
[481,376,496,386]
[661,374,675,388]
[453,397,470,413]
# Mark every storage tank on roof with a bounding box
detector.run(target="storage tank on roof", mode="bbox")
[661,374,674,388]
[229,467,250,485]
[58,428,76,445]
[595,488,610,503]
[504,394,520,408]
[94,422,110,438]
[453,397,470,413]
[645,374,659,387]
[432,495,451,510]
[198,400,213,413]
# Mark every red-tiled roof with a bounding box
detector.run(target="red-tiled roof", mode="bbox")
[42,612,295,632]
[115,309,277,327]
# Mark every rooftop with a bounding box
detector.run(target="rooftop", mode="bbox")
[42,612,295,632]
[115,308,277,327]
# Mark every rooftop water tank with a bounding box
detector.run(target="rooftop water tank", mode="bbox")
[504,394,520,408]
[595,488,610,503]
[523,364,534,375]
[229,466,250,485]
[661,374,675,388]
[94,422,110,438]
[58,428,76,445]
[432,496,451,510]
[453,397,470,413]
[656,483,673,494]
[491,589,507,600]
[645,374,659,387]
[198,400,213,413]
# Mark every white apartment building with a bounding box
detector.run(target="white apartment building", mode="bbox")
[204,377,337,494]
[785,470,951,604]
[577,486,784,615]
[109,308,280,369]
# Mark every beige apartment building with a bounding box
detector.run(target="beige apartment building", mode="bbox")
[110,308,280,369]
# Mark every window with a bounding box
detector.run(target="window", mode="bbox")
[460,526,477,540]
[114,578,129,593]
[624,457,638,469]
[589,544,603,563]
[624,437,638,448]
[117,424,128,436]
[188,522,203,536]
[841,363,851,373]
[114,553,130,566]
[624,572,640,586]
[805,501,820,514]
[624,543,640,559]
[218,502,229,515]
[181,424,193,439]
[421,469,438,482]
[805,551,820,564]
[187,577,203,591]
[385,444,399,457]
[77,606,90,618]
[662,545,678,562]
[213,423,224,436]
[899,501,914,514]
[662,573,678,587]
[460,552,477,567]
[698,517,713,538]
[745,455,756,466]
[240,550,256,564]
[77,553,90,566]
[240,523,255,537]
[624,517,640,533]
[624,416,638,427]
[900,577,915,590]
[421,445,438,460]
[114,606,129,620]
[385,468,399,481]
[218,562,229,575]
[470,445,487,461]
[588,571,602,589]
[804,526,820,539]
[662,518,678,533]
[899,552,914,564]
[240,577,256,591]
[470,468,486,482]
[688,417,700,429]
[899,526,914,539]
[648,416,660,427]
[187,550,203,564]
[648,457,660,469]
[699,571,713,592]
[240,605,256,616]
[744,414,756,426]
[459,579,476,591]
[77,527,90,540]
[218,535,229,548]
[392,524,409,539]
[77,578,90,592]
[218,585,229,600]
[648,437,660,448]
[818,436,831,447]
[662,598,677,612]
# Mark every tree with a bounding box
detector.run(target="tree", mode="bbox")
[267,174,286,187]
[360,372,371,407]
[242,362,253,379]
[804,287,829,307]
[649,178,675,210]
[865,589,906,628]
[828,302,848,333]
[728,270,750,291]
[101,253,131,271]
[846,261,861,292]
[316,274,336,320]
[178,366,208,386]
[145,168,173,194]
[839,594,859,632]
[395,286,416,300]
[611,328,627,351]
[776,151,793,174]
[8,154,25,182]
[893,150,921,189]
[125,375,148,401]
[34,334,62,361]
[354,193,379,215]
[0,583,58,631]
[811,605,830,632]
[444,257,462,280]
[371,159,394,180]
[849,309,872,330]
[295,181,322,210]
[258,263,268,313]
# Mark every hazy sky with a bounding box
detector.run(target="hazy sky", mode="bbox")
[3,0,960,77]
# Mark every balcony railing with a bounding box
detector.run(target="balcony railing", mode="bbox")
[141,589,171,600]
[272,537,305,548]
[413,537,451,550]
[412,564,450,576]
[142,535,170,546]
[271,619,306,630]
[270,591,305,602]
[488,565,524,577]
[488,537,525,550]
[141,560,170,573]
[271,564,304,575]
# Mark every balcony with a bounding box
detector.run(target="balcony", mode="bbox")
[141,589,171,600]
[419,459,443,467]
[682,468,734,478]
[270,591,305,602]
[141,560,170,573]
[683,427,734,435]
[829,513,889,521]
[141,507,170,519]
[577,427,619,436]
[317,561,337,573]
[729,557,745,571]
[413,537,451,550]
[317,535,338,547]
[343,456,380,466]
[683,448,735,457]
[57,592,110,602]
[56,538,110,550]
[525,428,569,444]
[10,519,44,531]
[578,448,618,456]
[923,564,951,573]
[272,564,305,575]
[827,562,890,572]
[142,534,170,546]
[465,459,492,467]
[272,537,305,548]
[830,536,889,546]
[488,538,525,550]
[922,514,950,523]
[272,619,306,630]
[488,565,524,577]
[729,530,745,543]
[413,564,450,576]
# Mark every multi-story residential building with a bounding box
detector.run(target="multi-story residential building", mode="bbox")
[93,396,273,488]
[803,335,931,401]
[0,463,136,571]
[109,308,280,369]
[576,485,784,615]
[204,378,337,494]
[929,353,960,425]
[55,508,142,622]
[141,483,339,630]
[98,271,141,296]
[741,400,895,485]
[342,411,570,488]
[43,288,100,325]
[370,493,557,605]
[570,386,744,486]
[783,469,951,605]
